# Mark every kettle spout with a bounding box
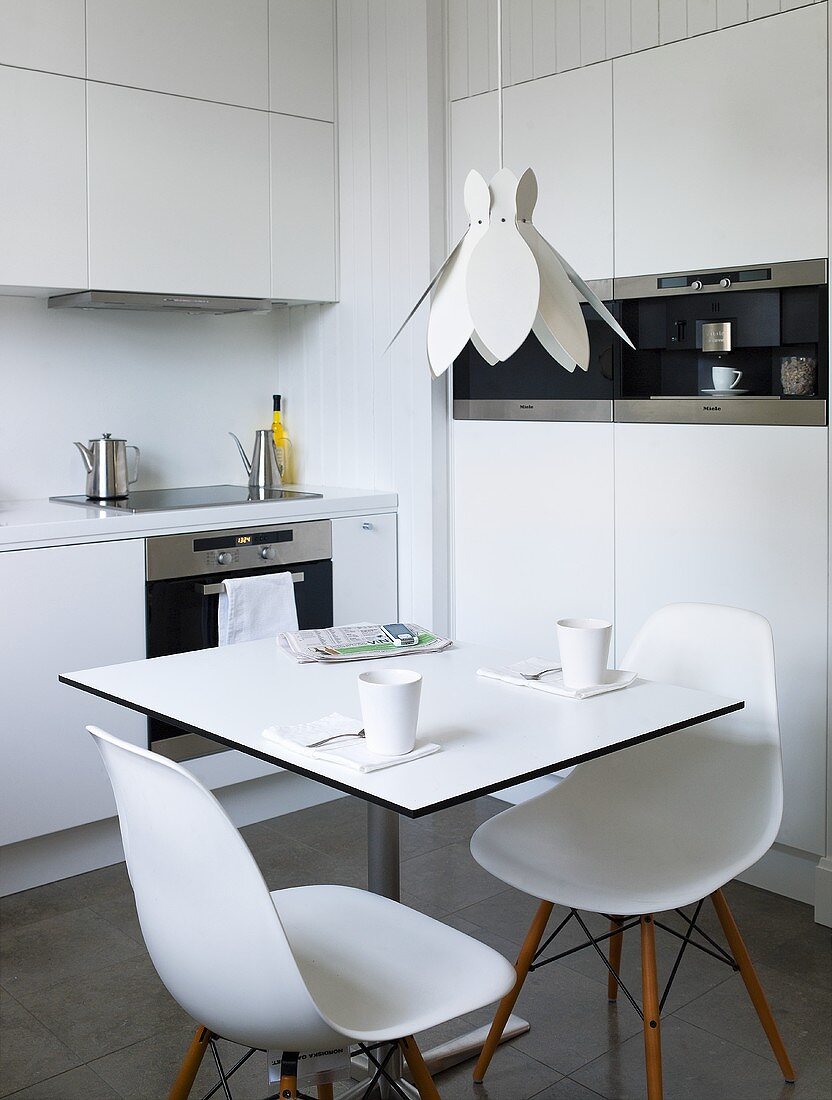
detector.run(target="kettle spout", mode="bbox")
[74,441,94,474]
[229,432,252,477]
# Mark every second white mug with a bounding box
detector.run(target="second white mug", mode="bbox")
[556,618,612,690]
[712,365,743,391]
[358,668,422,756]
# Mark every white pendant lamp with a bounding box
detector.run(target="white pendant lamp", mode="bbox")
[390,0,634,377]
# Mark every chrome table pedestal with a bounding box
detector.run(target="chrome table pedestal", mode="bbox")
[340,804,528,1098]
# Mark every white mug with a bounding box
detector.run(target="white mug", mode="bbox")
[556,618,612,690]
[358,669,422,756]
[712,366,743,391]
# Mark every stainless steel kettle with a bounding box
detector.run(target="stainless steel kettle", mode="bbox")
[230,430,283,490]
[74,434,141,500]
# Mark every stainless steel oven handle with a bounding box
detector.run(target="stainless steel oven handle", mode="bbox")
[196,572,304,596]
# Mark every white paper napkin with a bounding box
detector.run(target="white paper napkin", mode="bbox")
[477,666,637,699]
[262,712,441,773]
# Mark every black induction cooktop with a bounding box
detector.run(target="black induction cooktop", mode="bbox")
[50,484,323,513]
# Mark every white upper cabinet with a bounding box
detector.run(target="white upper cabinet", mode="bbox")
[504,63,614,280]
[613,5,828,276]
[87,83,271,297]
[86,0,269,109]
[271,114,337,301]
[0,0,85,76]
[0,66,87,293]
[269,0,335,121]
[449,63,614,279]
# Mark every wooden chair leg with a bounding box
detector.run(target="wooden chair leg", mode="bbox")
[711,888,796,1082]
[399,1035,440,1100]
[473,898,554,1082]
[168,1026,212,1100]
[608,915,625,1002]
[278,1072,298,1098]
[640,915,663,1100]
[316,1085,334,1100]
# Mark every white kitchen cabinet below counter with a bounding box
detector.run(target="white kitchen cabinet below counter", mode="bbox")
[614,423,828,859]
[0,539,147,847]
[332,513,398,627]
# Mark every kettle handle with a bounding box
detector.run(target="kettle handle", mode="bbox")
[127,445,141,486]
[229,432,252,476]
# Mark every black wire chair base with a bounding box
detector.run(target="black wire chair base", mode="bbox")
[197,1040,411,1100]
[528,900,739,1020]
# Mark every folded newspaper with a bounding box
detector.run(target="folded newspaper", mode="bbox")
[277,623,453,664]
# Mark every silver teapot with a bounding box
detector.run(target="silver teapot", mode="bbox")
[74,434,141,500]
[230,430,283,490]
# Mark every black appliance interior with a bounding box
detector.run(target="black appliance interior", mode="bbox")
[145,520,333,760]
[453,300,618,420]
[51,484,323,512]
[618,283,828,402]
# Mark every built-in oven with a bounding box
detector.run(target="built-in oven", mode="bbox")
[452,282,618,422]
[145,519,332,760]
[614,259,827,425]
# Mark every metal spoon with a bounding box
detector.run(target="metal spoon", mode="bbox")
[307,729,366,749]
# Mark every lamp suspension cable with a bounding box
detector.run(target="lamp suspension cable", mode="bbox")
[496,0,504,170]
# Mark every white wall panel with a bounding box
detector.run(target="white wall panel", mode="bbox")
[448,0,823,98]
[272,0,439,626]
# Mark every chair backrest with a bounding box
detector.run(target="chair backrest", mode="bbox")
[88,726,340,1051]
[622,603,780,748]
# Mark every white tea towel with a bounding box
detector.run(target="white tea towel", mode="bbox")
[262,712,441,773]
[218,572,299,646]
[477,666,637,700]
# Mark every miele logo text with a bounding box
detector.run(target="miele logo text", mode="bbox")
[519,404,534,409]
[703,405,722,411]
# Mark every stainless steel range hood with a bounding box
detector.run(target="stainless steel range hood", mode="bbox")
[47,290,273,314]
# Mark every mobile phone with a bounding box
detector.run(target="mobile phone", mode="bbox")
[380,623,419,647]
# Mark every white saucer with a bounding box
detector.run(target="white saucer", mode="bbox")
[701,388,750,397]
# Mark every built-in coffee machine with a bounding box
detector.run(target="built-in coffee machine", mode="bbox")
[614,259,827,425]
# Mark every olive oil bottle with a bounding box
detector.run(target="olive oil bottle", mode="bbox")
[271,394,292,483]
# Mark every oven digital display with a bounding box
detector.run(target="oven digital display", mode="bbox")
[193,530,294,551]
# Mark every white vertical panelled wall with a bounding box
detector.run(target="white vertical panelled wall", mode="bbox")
[272,0,439,625]
[447,0,824,95]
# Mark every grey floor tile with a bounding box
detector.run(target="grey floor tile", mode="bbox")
[2,1064,119,1099]
[401,841,508,913]
[46,863,143,944]
[13,954,188,1063]
[0,989,81,1098]
[572,1014,803,1100]
[0,881,87,931]
[0,908,143,998]
[673,959,831,1096]
[254,794,367,854]
[431,1044,562,1099]
[529,1078,607,1099]
[252,833,367,893]
[454,887,555,946]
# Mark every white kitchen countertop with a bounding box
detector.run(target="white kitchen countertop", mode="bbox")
[0,485,397,551]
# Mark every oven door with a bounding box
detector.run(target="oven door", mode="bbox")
[146,559,332,755]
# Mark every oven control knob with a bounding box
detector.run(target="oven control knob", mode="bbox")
[690,279,704,290]
[719,277,732,288]
[216,552,232,566]
[259,546,276,560]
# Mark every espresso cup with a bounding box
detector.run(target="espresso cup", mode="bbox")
[556,618,612,690]
[712,366,742,391]
[358,669,422,756]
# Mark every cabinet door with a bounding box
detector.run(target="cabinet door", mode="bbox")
[504,63,614,280]
[613,5,828,276]
[0,540,147,846]
[271,114,337,301]
[269,0,334,121]
[614,423,828,856]
[0,66,87,293]
[0,0,85,75]
[87,83,271,298]
[86,0,268,109]
[453,421,615,655]
[332,514,398,626]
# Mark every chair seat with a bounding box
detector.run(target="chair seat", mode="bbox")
[273,884,516,1043]
[471,729,781,916]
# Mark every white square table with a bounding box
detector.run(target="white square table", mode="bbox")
[61,639,742,1095]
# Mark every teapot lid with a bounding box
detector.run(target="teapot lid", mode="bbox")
[94,432,125,442]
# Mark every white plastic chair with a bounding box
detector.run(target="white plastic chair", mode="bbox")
[88,726,515,1100]
[468,604,795,1100]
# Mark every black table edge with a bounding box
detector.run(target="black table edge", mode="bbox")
[58,674,744,820]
